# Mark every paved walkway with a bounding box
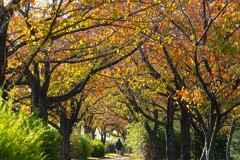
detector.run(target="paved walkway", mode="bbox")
[98,156,132,160]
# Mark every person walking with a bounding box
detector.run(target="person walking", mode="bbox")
[115,138,123,157]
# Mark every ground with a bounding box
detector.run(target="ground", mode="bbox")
[99,156,132,160]
[88,154,133,160]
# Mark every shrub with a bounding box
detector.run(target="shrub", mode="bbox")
[91,139,105,158]
[193,132,228,159]
[231,129,240,159]
[0,102,60,160]
[41,127,61,160]
[214,132,227,159]
[105,141,116,153]
[70,133,92,160]
[126,122,169,159]
[126,122,151,160]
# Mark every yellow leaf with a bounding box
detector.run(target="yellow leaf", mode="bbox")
[190,35,195,41]
[79,40,83,45]
[31,36,35,40]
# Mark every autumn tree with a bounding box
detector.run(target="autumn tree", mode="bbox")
[102,0,240,160]
[2,0,239,160]
[149,0,240,159]
[48,95,87,160]
[4,1,166,160]
[94,48,179,160]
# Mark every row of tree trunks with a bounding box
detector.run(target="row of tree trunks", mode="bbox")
[140,44,191,160]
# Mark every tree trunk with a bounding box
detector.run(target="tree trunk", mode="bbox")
[31,63,40,112]
[0,23,8,102]
[26,63,48,121]
[205,141,214,160]
[145,122,161,160]
[60,110,72,160]
[60,130,71,160]
[200,117,220,160]
[165,125,176,160]
[150,136,161,160]
[31,84,48,121]
[226,119,237,160]
[100,131,107,145]
[180,102,191,160]
[58,99,83,160]
[91,127,96,140]
[165,97,176,160]
[60,129,71,160]
[200,132,212,160]
[0,15,8,89]
[39,99,49,121]
[200,146,206,160]
[84,115,94,134]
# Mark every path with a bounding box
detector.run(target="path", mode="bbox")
[99,156,132,160]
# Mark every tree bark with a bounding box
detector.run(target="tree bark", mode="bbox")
[24,63,49,121]
[0,11,7,89]
[60,131,71,160]
[180,102,191,160]
[60,109,73,160]
[145,121,161,160]
[31,63,40,111]
[200,117,220,160]
[38,98,49,121]
[52,98,84,160]
[0,21,9,102]
[100,131,107,145]
[91,127,96,140]
[165,97,176,160]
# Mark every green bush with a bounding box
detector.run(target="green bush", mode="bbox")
[126,122,170,159]
[231,129,240,159]
[70,133,92,160]
[193,132,228,159]
[91,139,105,158]
[105,141,116,153]
[126,122,151,160]
[0,102,60,160]
[42,127,61,160]
[214,132,227,159]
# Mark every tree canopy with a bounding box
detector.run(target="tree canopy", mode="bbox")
[0,0,239,160]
